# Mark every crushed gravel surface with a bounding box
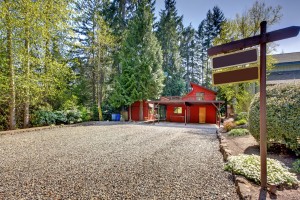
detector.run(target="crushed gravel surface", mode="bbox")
[0,123,239,199]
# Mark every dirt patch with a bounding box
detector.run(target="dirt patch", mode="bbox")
[223,132,300,199]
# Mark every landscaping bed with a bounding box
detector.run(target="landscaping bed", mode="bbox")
[219,128,300,199]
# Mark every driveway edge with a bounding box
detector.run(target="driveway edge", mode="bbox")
[216,129,253,200]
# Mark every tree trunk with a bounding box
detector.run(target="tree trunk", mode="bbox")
[139,100,143,121]
[6,2,16,130]
[23,26,30,128]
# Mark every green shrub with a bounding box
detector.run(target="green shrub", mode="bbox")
[225,154,298,186]
[248,83,300,154]
[292,159,300,174]
[79,106,91,122]
[32,110,56,126]
[53,111,67,124]
[223,119,236,131]
[66,110,82,124]
[236,112,248,121]
[228,128,249,136]
[235,119,247,126]
[91,104,99,121]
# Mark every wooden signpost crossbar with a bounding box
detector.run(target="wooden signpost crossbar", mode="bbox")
[208,21,300,189]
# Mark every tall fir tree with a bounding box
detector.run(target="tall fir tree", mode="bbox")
[72,0,115,119]
[180,24,198,91]
[110,0,164,120]
[196,6,225,88]
[156,0,185,96]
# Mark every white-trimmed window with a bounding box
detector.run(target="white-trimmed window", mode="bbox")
[196,92,204,100]
[174,107,182,114]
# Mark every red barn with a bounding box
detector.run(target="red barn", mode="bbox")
[128,83,224,124]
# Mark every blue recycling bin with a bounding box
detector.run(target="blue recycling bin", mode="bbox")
[116,114,121,121]
[111,114,117,121]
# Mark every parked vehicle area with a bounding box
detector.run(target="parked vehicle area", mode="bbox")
[0,123,238,199]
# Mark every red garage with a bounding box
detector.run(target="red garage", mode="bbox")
[129,83,224,124]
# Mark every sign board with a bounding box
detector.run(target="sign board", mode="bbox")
[208,22,300,189]
[213,66,259,85]
[208,26,300,56]
[212,48,258,69]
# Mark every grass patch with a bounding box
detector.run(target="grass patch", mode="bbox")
[225,154,298,186]
[228,128,249,136]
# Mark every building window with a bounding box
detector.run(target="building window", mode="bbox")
[174,107,182,114]
[196,92,204,100]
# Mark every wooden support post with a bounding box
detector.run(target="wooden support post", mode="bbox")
[185,107,187,126]
[260,21,267,189]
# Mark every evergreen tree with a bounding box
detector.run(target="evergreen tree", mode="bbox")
[110,0,164,120]
[72,0,115,119]
[196,6,225,88]
[156,0,185,96]
[195,20,206,85]
[180,24,198,91]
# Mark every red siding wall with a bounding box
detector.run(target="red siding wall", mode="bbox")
[166,104,186,122]
[130,101,149,121]
[182,83,216,101]
[166,104,216,124]
[128,83,218,123]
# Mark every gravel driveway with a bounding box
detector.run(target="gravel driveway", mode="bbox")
[0,123,238,199]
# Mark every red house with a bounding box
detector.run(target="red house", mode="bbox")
[129,83,224,124]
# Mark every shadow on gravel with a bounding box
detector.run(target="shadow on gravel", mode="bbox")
[143,122,217,130]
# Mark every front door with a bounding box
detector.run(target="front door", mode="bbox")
[199,107,206,123]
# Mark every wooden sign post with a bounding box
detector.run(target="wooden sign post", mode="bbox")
[208,21,300,189]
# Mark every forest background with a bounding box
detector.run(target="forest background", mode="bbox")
[0,0,282,130]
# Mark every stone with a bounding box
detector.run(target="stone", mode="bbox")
[268,185,277,194]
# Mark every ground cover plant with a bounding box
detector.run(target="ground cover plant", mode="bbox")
[225,154,298,187]
[228,128,249,137]
[292,159,300,174]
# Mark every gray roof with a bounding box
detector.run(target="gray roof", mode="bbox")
[267,70,300,84]
[272,52,300,63]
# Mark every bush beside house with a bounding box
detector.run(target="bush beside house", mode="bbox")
[248,83,300,154]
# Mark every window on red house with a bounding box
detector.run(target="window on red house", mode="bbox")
[174,107,182,114]
[196,92,204,100]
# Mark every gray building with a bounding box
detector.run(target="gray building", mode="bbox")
[267,52,300,84]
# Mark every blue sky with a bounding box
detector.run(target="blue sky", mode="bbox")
[155,0,300,54]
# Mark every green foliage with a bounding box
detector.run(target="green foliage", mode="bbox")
[248,83,300,154]
[53,111,68,124]
[235,119,247,126]
[32,109,83,127]
[110,0,164,108]
[65,110,82,124]
[214,1,282,111]
[101,102,120,121]
[156,0,186,96]
[225,154,298,186]
[236,112,248,121]
[292,159,300,174]
[32,110,57,126]
[223,119,236,132]
[61,95,78,110]
[92,105,99,121]
[228,128,249,137]
[79,107,91,122]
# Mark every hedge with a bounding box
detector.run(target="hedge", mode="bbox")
[248,83,300,154]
